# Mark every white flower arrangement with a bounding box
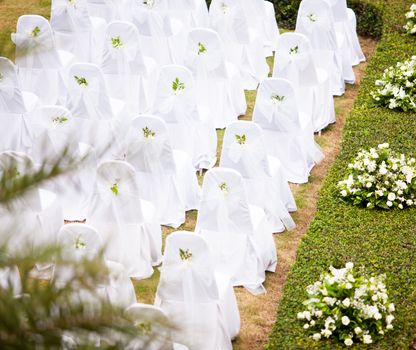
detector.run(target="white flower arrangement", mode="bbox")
[298,262,395,346]
[338,143,416,209]
[371,56,416,112]
[404,4,416,34]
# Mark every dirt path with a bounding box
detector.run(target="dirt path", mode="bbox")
[232,37,378,350]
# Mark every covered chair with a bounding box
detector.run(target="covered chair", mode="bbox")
[56,223,137,308]
[252,78,324,184]
[86,0,121,23]
[0,151,63,277]
[124,115,200,228]
[150,64,217,170]
[164,0,209,29]
[65,63,126,158]
[209,0,269,90]
[240,0,277,55]
[50,0,107,63]
[0,58,39,154]
[273,33,336,132]
[101,21,158,115]
[0,57,39,114]
[184,28,246,128]
[0,266,22,296]
[326,0,365,66]
[263,1,280,57]
[11,15,75,105]
[196,167,277,294]
[125,303,189,350]
[125,0,186,66]
[28,105,95,221]
[88,160,162,279]
[220,121,296,233]
[155,231,240,350]
[295,0,346,95]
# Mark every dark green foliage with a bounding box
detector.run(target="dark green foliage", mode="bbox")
[266,0,416,349]
[266,0,384,38]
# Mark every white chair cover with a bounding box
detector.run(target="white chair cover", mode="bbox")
[263,1,280,57]
[196,167,277,294]
[86,0,121,22]
[326,0,365,67]
[239,0,274,52]
[101,21,158,115]
[50,0,107,63]
[11,15,74,105]
[184,28,246,128]
[0,58,38,153]
[0,266,22,296]
[155,231,239,350]
[252,78,324,183]
[151,64,217,169]
[220,121,296,233]
[28,105,96,220]
[0,152,63,256]
[209,0,269,90]
[295,0,346,96]
[57,223,136,309]
[164,0,209,29]
[88,160,162,279]
[124,115,200,228]
[65,63,125,157]
[273,33,336,132]
[0,57,39,114]
[346,7,365,65]
[105,260,137,309]
[126,1,187,66]
[125,303,189,350]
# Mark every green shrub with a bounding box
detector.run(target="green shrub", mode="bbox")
[266,0,416,349]
[267,0,383,37]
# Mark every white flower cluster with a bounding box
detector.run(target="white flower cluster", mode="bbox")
[298,262,395,346]
[371,56,416,112]
[404,4,416,34]
[338,143,416,209]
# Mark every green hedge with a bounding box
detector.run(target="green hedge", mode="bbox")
[269,0,384,37]
[266,0,416,349]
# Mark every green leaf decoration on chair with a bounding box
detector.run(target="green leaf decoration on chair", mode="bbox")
[198,42,207,55]
[307,13,318,22]
[179,248,193,261]
[143,0,154,8]
[271,94,285,104]
[111,36,123,49]
[74,235,87,250]
[219,182,229,194]
[74,76,88,87]
[68,0,77,7]
[235,134,247,145]
[136,322,152,335]
[172,77,185,94]
[220,2,229,14]
[289,45,299,55]
[0,73,4,81]
[30,26,41,38]
[110,182,119,196]
[52,116,69,125]
[142,126,156,139]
